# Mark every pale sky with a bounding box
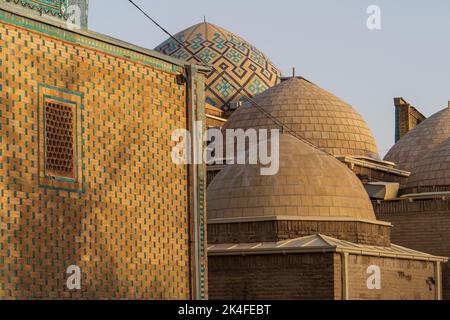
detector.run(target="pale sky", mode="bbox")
[89,0,450,156]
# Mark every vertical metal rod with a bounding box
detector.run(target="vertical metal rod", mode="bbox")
[436,261,442,300]
[341,252,349,300]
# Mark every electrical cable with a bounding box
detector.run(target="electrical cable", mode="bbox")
[126,0,332,155]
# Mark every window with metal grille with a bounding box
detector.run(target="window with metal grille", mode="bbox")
[44,101,75,179]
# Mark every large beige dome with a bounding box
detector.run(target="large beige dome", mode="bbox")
[207,134,377,221]
[222,77,380,159]
[385,106,450,171]
[405,138,450,193]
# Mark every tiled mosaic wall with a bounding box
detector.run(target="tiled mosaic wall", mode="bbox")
[2,0,89,28]
[0,11,202,299]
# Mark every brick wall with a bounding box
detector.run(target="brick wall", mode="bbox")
[208,220,391,246]
[394,98,426,142]
[346,254,437,300]
[350,164,409,186]
[207,167,220,187]
[0,10,206,299]
[375,200,450,299]
[206,117,226,129]
[208,252,439,300]
[208,253,336,300]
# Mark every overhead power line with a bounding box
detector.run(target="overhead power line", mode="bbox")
[125,0,331,155]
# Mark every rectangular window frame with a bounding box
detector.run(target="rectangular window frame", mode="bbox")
[38,84,84,193]
[43,96,78,182]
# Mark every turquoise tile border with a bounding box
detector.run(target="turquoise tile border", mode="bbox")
[195,71,207,300]
[0,6,184,74]
[37,83,84,193]
[5,0,65,17]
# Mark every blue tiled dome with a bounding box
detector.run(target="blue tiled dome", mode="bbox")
[155,22,282,111]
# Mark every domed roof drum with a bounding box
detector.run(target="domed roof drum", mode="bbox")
[207,134,377,221]
[385,106,450,171]
[405,138,450,193]
[223,77,380,159]
[155,22,282,110]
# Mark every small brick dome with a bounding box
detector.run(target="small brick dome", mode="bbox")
[207,134,377,221]
[385,106,450,171]
[222,77,380,159]
[406,138,450,193]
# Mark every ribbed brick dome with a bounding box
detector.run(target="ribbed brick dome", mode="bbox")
[406,138,450,193]
[207,134,377,221]
[385,106,450,171]
[223,77,380,159]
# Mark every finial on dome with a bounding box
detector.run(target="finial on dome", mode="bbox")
[448,100,450,109]
[203,16,206,23]
[292,67,296,78]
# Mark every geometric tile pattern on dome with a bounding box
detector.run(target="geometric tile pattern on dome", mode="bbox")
[207,134,377,221]
[155,22,282,111]
[406,138,450,192]
[385,107,450,171]
[0,14,198,299]
[223,77,380,159]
